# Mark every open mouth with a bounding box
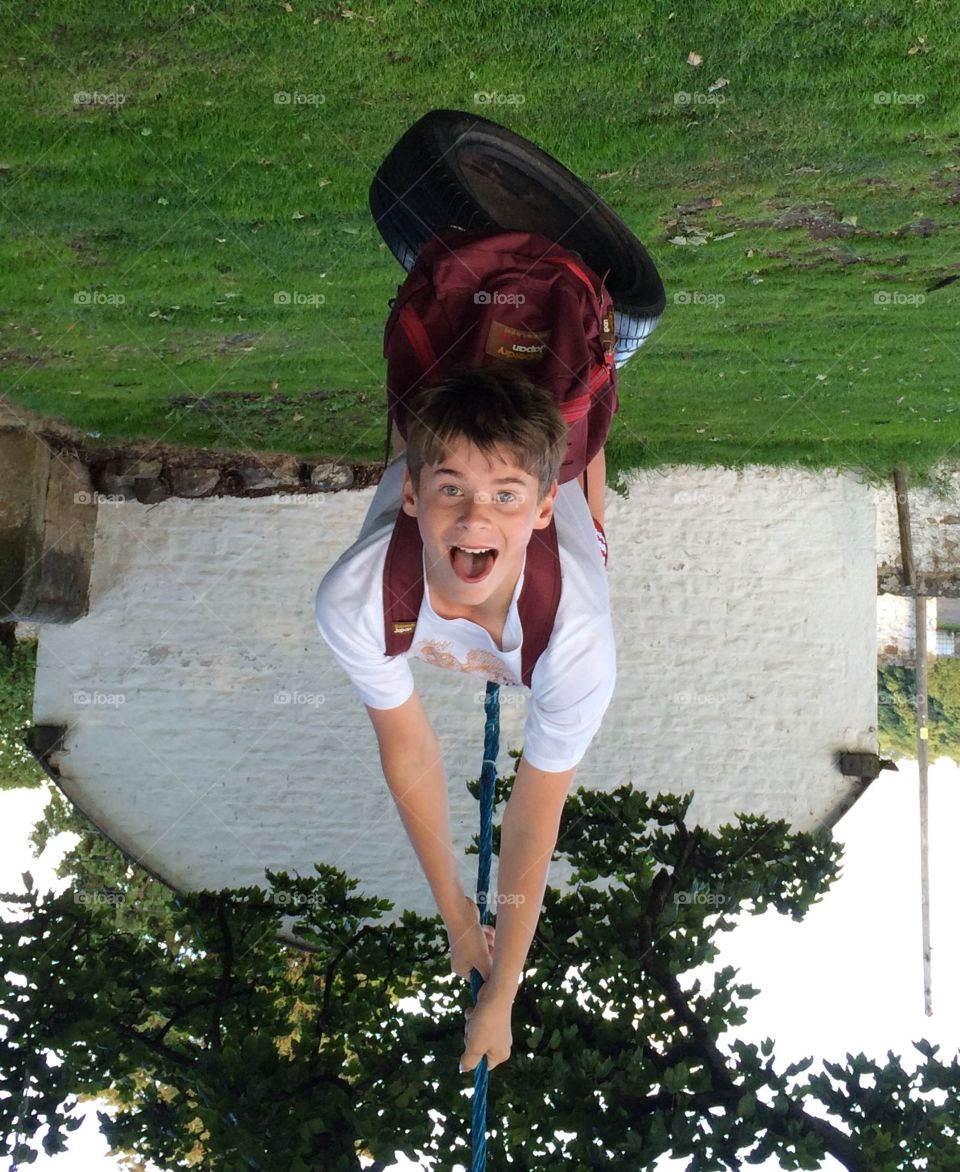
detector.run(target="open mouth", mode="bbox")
[449,544,498,583]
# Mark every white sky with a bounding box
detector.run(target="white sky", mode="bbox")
[2,757,958,1170]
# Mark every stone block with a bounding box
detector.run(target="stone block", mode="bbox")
[310,462,353,491]
[133,477,171,504]
[123,458,163,478]
[0,430,96,622]
[168,467,221,497]
[238,466,283,492]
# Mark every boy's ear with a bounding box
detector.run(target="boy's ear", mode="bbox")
[401,466,418,517]
[531,480,558,530]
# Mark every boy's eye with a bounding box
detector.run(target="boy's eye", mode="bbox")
[439,485,462,497]
[495,491,516,504]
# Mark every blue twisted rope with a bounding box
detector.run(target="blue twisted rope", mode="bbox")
[469,679,499,1172]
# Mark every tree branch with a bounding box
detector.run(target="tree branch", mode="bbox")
[210,894,235,1054]
[118,1022,193,1071]
[648,963,874,1172]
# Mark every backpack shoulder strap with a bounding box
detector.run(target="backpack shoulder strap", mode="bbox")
[382,509,563,686]
[518,518,562,688]
[383,509,424,656]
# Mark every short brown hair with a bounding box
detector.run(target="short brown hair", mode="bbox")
[403,365,567,500]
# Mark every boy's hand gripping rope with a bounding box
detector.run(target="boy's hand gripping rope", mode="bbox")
[468,680,499,1172]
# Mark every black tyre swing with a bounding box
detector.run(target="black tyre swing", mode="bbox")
[369,108,666,368]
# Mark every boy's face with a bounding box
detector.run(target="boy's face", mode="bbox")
[401,437,557,619]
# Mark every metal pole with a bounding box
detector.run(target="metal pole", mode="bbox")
[914,591,932,1016]
[895,465,932,1015]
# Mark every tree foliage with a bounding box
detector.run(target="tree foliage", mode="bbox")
[2,777,958,1172]
[0,637,44,790]
[878,661,960,764]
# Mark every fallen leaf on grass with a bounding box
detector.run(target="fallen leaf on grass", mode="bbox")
[687,51,702,66]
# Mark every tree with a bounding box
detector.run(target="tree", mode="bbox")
[878,661,960,765]
[2,774,958,1171]
[0,635,44,790]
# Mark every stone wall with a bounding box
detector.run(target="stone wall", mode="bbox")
[877,465,960,595]
[0,429,96,622]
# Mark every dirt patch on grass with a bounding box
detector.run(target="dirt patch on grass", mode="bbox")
[0,349,51,369]
[169,388,336,417]
[662,194,960,247]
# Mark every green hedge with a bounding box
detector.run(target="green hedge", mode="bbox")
[878,659,960,764]
[0,640,44,790]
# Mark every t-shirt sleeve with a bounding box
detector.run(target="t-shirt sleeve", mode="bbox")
[314,465,416,711]
[314,562,415,710]
[521,608,616,772]
[520,480,616,773]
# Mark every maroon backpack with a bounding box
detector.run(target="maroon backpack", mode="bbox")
[382,228,618,482]
[381,229,616,683]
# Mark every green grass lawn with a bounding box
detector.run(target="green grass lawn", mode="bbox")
[1,0,958,487]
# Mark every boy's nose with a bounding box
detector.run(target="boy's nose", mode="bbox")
[459,492,492,524]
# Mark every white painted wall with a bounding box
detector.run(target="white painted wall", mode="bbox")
[34,464,878,921]
[877,593,938,660]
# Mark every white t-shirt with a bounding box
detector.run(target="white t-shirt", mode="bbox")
[314,455,615,772]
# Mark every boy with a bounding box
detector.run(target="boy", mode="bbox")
[314,365,615,1074]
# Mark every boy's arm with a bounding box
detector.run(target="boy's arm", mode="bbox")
[460,754,576,1073]
[482,754,576,1002]
[365,692,474,938]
